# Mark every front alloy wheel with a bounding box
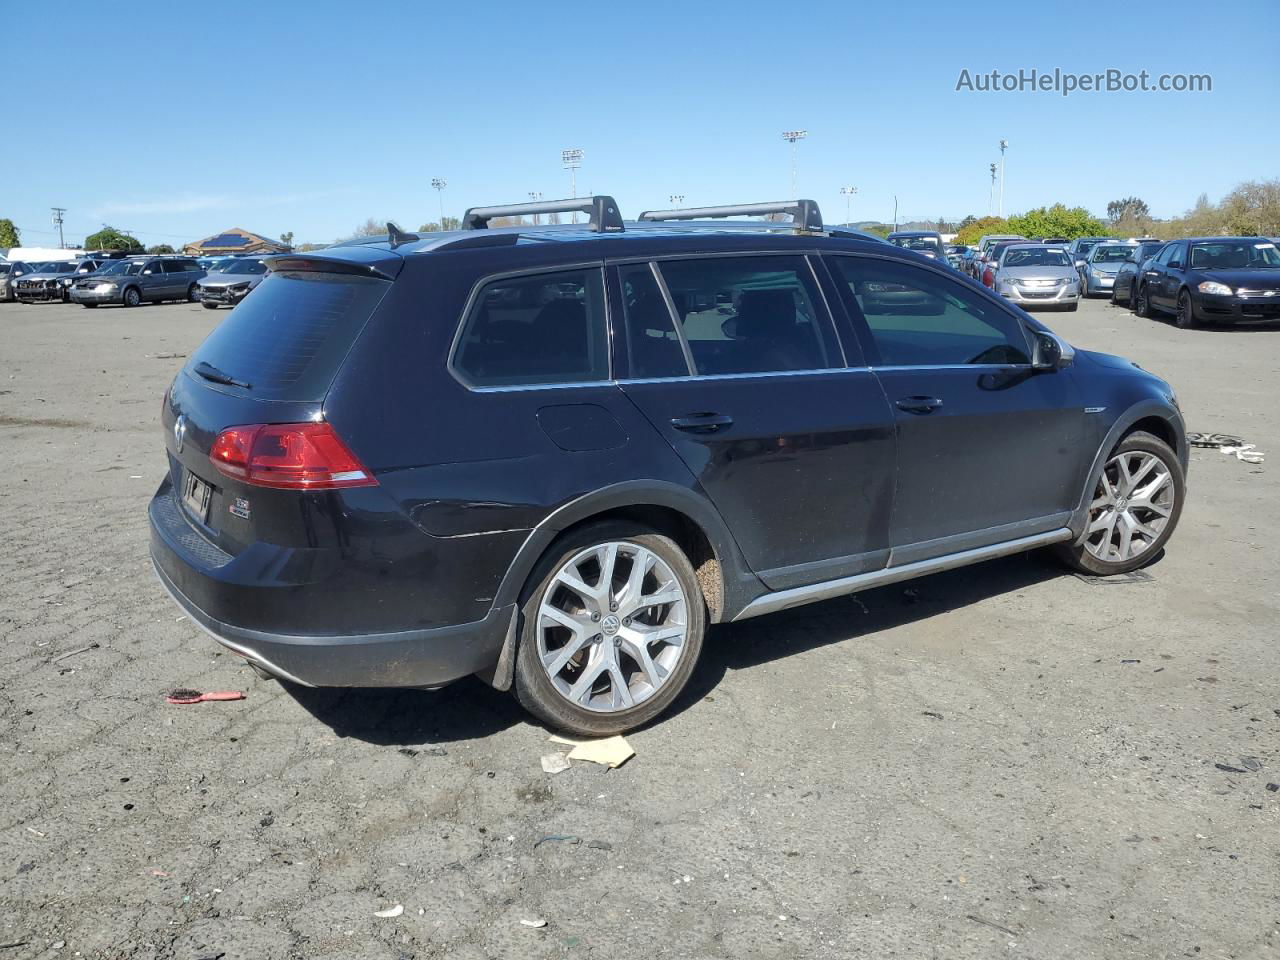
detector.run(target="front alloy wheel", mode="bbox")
[1055,431,1184,575]
[514,522,705,735]
[1175,289,1198,329]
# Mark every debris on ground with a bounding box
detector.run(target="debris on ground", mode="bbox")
[966,914,1018,937]
[164,689,245,705]
[519,918,547,928]
[540,753,571,775]
[1074,570,1154,585]
[50,642,99,664]
[548,734,635,769]
[373,904,404,918]
[922,711,943,720]
[587,840,613,851]
[533,835,580,848]
[1266,783,1278,792]
[1187,431,1266,463]
[1215,763,1247,773]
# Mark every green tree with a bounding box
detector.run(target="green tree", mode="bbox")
[1004,204,1107,241]
[417,216,462,232]
[280,231,294,248]
[85,225,143,251]
[146,243,176,255]
[0,218,19,248]
[1107,197,1150,224]
[955,215,1009,246]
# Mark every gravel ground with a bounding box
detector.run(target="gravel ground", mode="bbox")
[0,295,1277,960]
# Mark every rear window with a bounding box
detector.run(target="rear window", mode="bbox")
[187,271,388,400]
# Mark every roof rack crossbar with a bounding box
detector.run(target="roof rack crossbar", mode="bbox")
[463,195,624,233]
[638,200,824,233]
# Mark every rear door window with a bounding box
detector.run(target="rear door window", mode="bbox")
[652,256,839,375]
[452,268,608,387]
[831,256,1031,366]
[617,263,690,379]
[187,271,390,400]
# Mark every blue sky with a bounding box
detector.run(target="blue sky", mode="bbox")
[8,0,1277,247]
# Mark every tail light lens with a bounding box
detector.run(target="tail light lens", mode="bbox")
[209,422,376,489]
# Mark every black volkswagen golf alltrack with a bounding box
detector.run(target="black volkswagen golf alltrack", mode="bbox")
[150,196,1187,735]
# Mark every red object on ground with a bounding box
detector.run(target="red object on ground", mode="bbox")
[165,689,245,705]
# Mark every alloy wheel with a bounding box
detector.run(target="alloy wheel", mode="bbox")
[1084,450,1175,562]
[536,541,689,713]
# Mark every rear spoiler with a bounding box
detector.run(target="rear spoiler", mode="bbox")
[263,247,403,280]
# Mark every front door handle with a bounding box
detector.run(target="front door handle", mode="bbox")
[895,396,944,414]
[670,412,734,434]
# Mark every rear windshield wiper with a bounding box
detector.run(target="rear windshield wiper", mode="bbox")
[193,360,252,390]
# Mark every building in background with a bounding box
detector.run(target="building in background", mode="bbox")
[183,228,290,256]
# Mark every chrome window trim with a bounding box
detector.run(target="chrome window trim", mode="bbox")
[447,261,611,393]
[646,260,697,377]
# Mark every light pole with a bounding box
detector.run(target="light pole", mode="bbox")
[528,191,543,225]
[51,207,66,248]
[893,195,899,232]
[431,178,447,229]
[561,148,583,222]
[998,139,1008,217]
[781,130,807,197]
[669,195,685,209]
[839,186,857,226]
[989,163,998,215]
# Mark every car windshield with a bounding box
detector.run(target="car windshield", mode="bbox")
[1091,245,1136,263]
[889,236,940,252]
[95,260,145,276]
[1074,241,1099,257]
[225,259,268,275]
[1189,240,1280,269]
[1004,248,1071,267]
[1134,242,1163,262]
[208,259,237,273]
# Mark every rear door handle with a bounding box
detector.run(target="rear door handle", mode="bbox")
[895,396,943,414]
[670,412,734,433]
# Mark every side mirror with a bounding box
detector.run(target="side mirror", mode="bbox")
[1074,259,1086,269]
[143,269,153,275]
[1032,331,1074,371]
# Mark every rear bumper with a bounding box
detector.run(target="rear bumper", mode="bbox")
[149,481,514,687]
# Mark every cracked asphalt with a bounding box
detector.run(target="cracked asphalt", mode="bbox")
[1,295,1277,959]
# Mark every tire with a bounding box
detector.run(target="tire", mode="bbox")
[1064,301,1079,312]
[81,303,98,309]
[122,286,141,308]
[1133,283,1152,318]
[1054,430,1184,576]
[187,283,200,302]
[201,301,219,310]
[513,520,707,736]
[1174,288,1198,329]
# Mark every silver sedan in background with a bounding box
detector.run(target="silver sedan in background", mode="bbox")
[1081,241,1139,297]
[991,243,1081,311]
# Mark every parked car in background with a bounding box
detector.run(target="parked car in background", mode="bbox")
[70,256,205,308]
[1134,237,1280,328]
[991,243,1081,310]
[1037,237,1069,246]
[981,240,1022,287]
[1111,240,1165,307]
[1,261,41,302]
[1067,236,1110,269]
[971,233,1026,280]
[150,195,1187,734]
[944,244,968,269]
[195,257,270,309]
[14,260,95,302]
[1080,242,1139,298]
[886,230,944,260]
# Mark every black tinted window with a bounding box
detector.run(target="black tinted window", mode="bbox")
[619,264,689,379]
[162,259,184,273]
[454,269,608,387]
[654,256,836,375]
[188,272,389,400]
[832,256,1030,366]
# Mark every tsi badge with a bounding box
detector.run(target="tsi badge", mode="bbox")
[173,414,188,454]
[230,497,251,520]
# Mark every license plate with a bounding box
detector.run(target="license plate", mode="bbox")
[182,470,213,523]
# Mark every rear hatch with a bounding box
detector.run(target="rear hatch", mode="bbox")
[161,258,397,557]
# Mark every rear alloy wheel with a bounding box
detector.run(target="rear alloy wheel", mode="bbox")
[1133,284,1152,318]
[187,283,199,302]
[202,301,219,310]
[1174,288,1198,329]
[514,522,705,736]
[122,286,141,308]
[1055,431,1184,576]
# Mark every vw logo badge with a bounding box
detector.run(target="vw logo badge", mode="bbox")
[173,414,188,454]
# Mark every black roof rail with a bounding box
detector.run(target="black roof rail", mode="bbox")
[463,195,624,233]
[638,200,824,233]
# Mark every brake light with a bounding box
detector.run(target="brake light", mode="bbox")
[209,422,376,489]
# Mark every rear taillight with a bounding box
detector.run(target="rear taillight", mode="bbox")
[209,422,376,490]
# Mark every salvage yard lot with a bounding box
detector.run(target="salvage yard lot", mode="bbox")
[1,298,1277,960]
